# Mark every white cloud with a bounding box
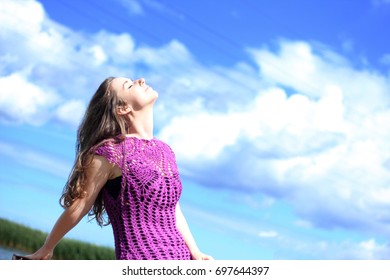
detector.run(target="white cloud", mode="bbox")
[250,41,390,117]
[258,230,278,238]
[380,54,390,65]
[117,0,144,15]
[92,31,136,65]
[118,0,185,20]
[0,0,258,127]
[357,239,389,259]
[0,140,71,178]
[160,85,346,160]
[159,40,390,237]
[159,111,242,160]
[0,0,171,125]
[341,39,354,52]
[185,202,390,259]
[0,73,59,125]
[55,99,86,127]
[0,0,45,35]
[275,237,390,259]
[0,0,76,70]
[88,45,108,66]
[134,39,195,67]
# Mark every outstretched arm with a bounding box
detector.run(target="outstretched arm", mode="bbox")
[25,155,114,260]
[175,203,214,260]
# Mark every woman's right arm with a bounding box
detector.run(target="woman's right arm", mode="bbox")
[25,155,114,260]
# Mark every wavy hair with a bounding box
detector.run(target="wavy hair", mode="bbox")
[60,77,129,226]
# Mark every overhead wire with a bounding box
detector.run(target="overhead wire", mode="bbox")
[56,0,164,44]
[159,2,245,50]
[144,0,324,96]
[54,0,323,99]
[161,0,325,96]
[140,3,245,63]
[240,0,330,94]
[56,0,263,96]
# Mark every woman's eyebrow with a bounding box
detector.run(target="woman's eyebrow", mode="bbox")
[123,80,128,90]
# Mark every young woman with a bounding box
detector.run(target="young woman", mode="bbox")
[25,77,213,260]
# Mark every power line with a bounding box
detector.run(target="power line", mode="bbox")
[162,2,244,51]
[146,0,323,95]
[57,0,165,45]
[141,3,245,64]
[55,0,262,95]
[52,0,322,98]
[240,0,325,94]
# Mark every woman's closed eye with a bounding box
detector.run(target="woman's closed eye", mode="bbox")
[123,79,134,90]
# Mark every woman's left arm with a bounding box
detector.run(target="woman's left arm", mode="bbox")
[175,203,214,260]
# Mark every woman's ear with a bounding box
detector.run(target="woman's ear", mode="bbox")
[117,105,132,115]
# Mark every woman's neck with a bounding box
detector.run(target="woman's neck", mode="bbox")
[126,109,154,140]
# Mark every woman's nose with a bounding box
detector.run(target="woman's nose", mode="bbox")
[138,78,145,86]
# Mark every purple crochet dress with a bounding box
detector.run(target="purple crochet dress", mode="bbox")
[95,137,191,260]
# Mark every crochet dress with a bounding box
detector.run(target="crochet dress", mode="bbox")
[95,137,191,260]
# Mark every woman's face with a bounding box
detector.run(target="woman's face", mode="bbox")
[111,77,158,111]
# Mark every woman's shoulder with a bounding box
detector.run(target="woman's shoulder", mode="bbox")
[95,135,174,153]
[124,136,175,154]
[124,135,165,147]
[94,136,124,158]
[153,138,177,157]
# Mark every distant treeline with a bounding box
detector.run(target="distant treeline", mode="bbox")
[0,217,115,259]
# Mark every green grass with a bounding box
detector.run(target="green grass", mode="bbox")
[0,217,115,259]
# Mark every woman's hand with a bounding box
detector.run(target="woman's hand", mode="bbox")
[191,251,214,260]
[21,156,112,261]
[24,247,53,260]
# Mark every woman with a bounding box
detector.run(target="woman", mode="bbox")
[25,77,213,260]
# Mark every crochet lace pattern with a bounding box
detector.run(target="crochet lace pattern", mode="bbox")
[95,137,191,260]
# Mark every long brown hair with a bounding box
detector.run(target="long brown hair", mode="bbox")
[60,77,129,226]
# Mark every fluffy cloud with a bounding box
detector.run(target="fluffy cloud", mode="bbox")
[0,73,59,125]
[381,54,390,65]
[0,140,71,178]
[0,0,259,127]
[0,0,200,126]
[54,99,86,127]
[159,40,390,236]
[117,0,144,15]
[274,236,390,259]
[185,204,390,259]
[250,41,390,116]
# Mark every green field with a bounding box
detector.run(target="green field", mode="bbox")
[0,217,115,259]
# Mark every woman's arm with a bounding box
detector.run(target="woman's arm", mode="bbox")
[25,155,114,260]
[175,203,214,260]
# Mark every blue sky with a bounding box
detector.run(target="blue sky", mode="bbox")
[0,0,390,260]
